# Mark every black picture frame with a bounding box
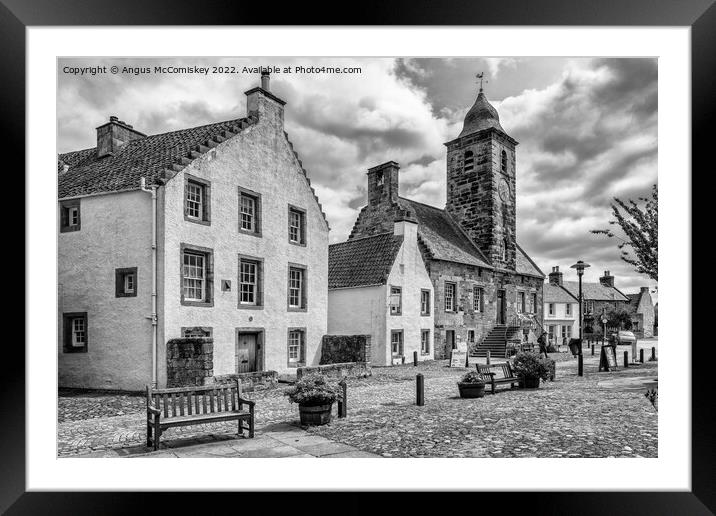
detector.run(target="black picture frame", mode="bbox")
[8,0,706,513]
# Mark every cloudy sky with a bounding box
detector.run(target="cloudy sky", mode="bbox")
[58,57,657,298]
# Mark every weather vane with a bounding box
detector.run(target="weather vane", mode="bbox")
[476,72,488,92]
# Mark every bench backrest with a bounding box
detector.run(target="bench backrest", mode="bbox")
[147,379,243,418]
[476,362,515,380]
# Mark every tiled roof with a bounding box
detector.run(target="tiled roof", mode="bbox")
[543,284,579,303]
[329,233,403,289]
[398,198,492,268]
[516,243,545,278]
[561,281,629,302]
[58,118,251,198]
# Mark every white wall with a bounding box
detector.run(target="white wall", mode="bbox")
[58,190,153,390]
[159,89,329,384]
[327,285,386,363]
[543,301,579,343]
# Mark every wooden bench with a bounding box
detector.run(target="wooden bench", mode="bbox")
[476,362,521,394]
[146,379,255,451]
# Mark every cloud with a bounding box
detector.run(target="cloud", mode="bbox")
[58,56,658,299]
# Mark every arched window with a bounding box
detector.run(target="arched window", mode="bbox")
[464,151,474,172]
[502,238,508,261]
[501,150,508,173]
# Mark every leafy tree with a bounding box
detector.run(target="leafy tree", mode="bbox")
[592,184,657,281]
[605,309,632,330]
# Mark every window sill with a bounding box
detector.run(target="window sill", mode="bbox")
[237,304,264,310]
[63,347,88,354]
[287,362,305,369]
[288,307,307,313]
[288,240,307,247]
[185,216,211,226]
[116,292,138,298]
[181,300,214,308]
[239,228,262,238]
[60,225,81,233]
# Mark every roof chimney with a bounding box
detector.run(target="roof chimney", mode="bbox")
[261,70,270,91]
[367,161,400,206]
[96,116,145,158]
[599,270,615,287]
[548,266,563,286]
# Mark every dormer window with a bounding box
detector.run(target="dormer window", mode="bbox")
[501,150,508,173]
[464,151,474,172]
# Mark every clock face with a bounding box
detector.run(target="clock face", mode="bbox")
[498,178,511,203]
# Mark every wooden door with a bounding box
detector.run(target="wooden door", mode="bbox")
[445,330,455,357]
[497,290,506,324]
[236,333,257,373]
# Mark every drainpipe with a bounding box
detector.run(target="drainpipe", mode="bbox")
[140,177,158,388]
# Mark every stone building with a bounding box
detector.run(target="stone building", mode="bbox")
[58,72,329,390]
[327,210,435,366]
[347,86,544,359]
[625,287,656,338]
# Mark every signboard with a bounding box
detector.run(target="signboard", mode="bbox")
[455,336,467,353]
[450,349,467,368]
[599,345,618,372]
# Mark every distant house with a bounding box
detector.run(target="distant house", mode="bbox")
[58,72,330,390]
[327,210,434,366]
[543,269,579,347]
[626,287,656,338]
[545,267,629,336]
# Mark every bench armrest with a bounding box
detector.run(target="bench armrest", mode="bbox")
[237,397,255,408]
[147,405,161,416]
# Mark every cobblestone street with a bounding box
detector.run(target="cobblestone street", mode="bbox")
[58,348,657,458]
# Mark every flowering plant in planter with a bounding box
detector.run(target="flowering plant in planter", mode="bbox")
[284,373,342,407]
[511,351,552,387]
[459,371,486,385]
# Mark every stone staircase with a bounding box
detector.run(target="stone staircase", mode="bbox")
[470,324,521,358]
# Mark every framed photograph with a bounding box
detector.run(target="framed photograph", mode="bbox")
[10,0,708,513]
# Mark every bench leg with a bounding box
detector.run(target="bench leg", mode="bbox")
[153,418,161,451]
[238,418,244,437]
[147,423,153,447]
[249,407,255,438]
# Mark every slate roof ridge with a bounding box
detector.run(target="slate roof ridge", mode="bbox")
[544,283,579,302]
[283,130,330,231]
[330,230,396,246]
[397,196,493,268]
[515,242,546,277]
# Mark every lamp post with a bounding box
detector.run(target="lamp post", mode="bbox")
[570,260,591,376]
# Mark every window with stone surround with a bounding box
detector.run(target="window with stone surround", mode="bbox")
[468,329,475,343]
[519,291,526,313]
[115,267,138,297]
[184,175,211,225]
[63,312,88,353]
[60,199,81,233]
[238,256,263,308]
[287,328,306,367]
[391,330,404,356]
[420,289,431,316]
[501,150,508,173]
[288,265,307,311]
[180,244,214,307]
[390,286,402,315]
[288,205,306,245]
[473,286,484,312]
[531,293,537,314]
[444,282,457,312]
[421,329,431,354]
[238,187,261,236]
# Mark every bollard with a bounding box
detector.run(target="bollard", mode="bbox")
[416,373,424,406]
[640,349,644,364]
[413,350,418,367]
[338,379,347,418]
[486,350,491,366]
[578,354,583,377]
[624,350,629,368]
[591,343,595,356]
[651,347,656,361]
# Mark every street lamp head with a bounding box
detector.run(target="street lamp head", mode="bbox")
[570,260,591,275]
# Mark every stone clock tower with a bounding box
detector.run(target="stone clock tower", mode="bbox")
[445,85,518,270]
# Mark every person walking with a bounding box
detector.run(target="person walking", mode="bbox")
[537,331,549,358]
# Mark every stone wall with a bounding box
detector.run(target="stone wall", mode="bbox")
[320,334,371,364]
[297,362,371,381]
[166,337,213,387]
[211,371,278,392]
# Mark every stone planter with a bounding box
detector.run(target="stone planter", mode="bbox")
[457,382,486,398]
[522,376,541,389]
[298,403,333,426]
